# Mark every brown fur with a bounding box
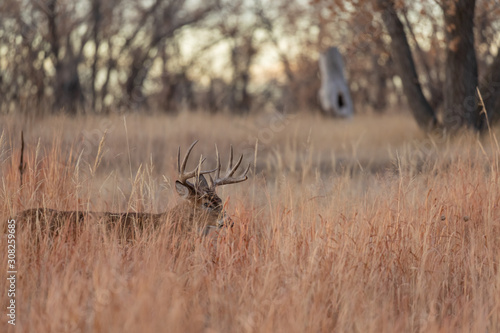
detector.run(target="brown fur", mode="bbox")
[16,196,228,240]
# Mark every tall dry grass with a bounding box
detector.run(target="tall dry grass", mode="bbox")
[1,111,500,332]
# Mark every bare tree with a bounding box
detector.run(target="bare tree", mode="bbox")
[375,0,500,132]
[1,0,499,120]
[375,0,438,130]
[0,0,218,114]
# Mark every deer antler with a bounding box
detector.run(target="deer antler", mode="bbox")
[177,140,217,187]
[211,144,250,188]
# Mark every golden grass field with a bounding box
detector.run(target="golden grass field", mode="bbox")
[1,111,500,332]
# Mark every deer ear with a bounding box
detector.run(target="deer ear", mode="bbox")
[198,174,210,190]
[175,181,192,199]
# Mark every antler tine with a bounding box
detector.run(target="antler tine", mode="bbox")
[177,146,181,174]
[215,144,221,180]
[178,140,217,184]
[235,162,250,181]
[214,163,250,186]
[195,155,206,177]
[212,145,250,188]
[242,163,251,178]
[227,153,243,177]
[195,156,218,178]
[178,140,198,175]
[227,145,234,172]
[199,165,218,177]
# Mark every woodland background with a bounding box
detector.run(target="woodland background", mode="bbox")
[1,0,499,131]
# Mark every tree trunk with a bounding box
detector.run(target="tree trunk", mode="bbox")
[480,52,500,124]
[318,47,354,118]
[54,59,84,115]
[376,0,437,131]
[442,0,482,130]
[401,8,443,110]
[46,0,84,115]
[90,0,101,112]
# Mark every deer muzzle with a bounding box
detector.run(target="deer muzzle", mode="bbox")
[217,211,234,229]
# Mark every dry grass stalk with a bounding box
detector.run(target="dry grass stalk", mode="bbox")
[1,112,500,332]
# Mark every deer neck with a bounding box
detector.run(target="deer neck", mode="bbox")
[166,200,217,233]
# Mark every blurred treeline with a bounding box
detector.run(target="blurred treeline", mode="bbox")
[0,0,498,116]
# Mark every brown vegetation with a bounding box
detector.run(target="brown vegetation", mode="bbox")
[1,112,500,332]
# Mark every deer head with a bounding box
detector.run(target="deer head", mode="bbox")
[173,140,249,234]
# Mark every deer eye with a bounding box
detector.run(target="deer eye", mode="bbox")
[203,202,211,208]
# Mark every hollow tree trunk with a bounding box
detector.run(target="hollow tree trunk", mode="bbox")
[318,47,354,118]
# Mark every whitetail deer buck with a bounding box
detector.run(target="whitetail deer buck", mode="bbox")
[16,141,249,239]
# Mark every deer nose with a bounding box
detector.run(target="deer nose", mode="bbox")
[218,213,234,228]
